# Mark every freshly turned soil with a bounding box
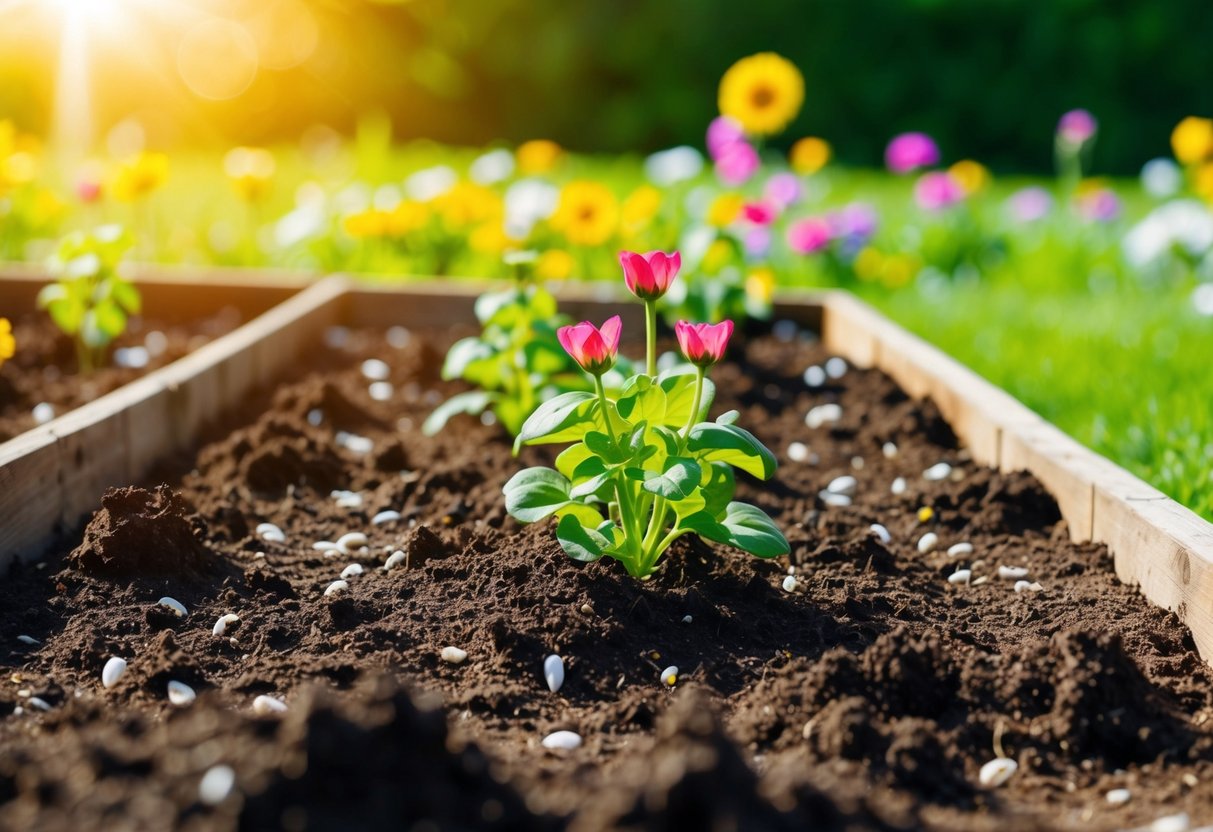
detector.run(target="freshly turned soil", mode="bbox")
[3,323,1213,831]
[0,309,244,442]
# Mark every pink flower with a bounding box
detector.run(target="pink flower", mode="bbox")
[741,201,777,225]
[715,140,759,186]
[786,217,833,254]
[619,250,681,300]
[1006,187,1053,223]
[1057,109,1097,146]
[885,132,940,174]
[675,320,734,368]
[763,172,802,208]
[706,116,746,160]
[744,227,771,258]
[1074,188,1120,223]
[913,171,964,212]
[558,315,622,376]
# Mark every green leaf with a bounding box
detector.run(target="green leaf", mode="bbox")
[422,391,493,435]
[442,337,495,380]
[687,422,778,479]
[92,301,127,338]
[503,467,573,523]
[715,409,740,426]
[651,425,681,457]
[555,442,594,479]
[616,375,667,425]
[556,514,608,562]
[701,461,736,516]
[473,288,520,325]
[516,390,596,448]
[659,371,716,427]
[681,502,789,558]
[642,456,702,500]
[110,279,141,315]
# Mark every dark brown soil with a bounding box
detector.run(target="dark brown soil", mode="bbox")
[2,323,1212,831]
[0,309,244,442]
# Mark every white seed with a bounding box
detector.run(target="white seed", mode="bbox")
[102,656,128,689]
[824,357,848,379]
[336,431,374,454]
[869,524,891,545]
[28,696,52,711]
[806,403,843,429]
[323,580,348,597]
[361,358,390,381]
[332,490,364,508]
[850,456,865,470]
[787,442,809,462]
[544,654,564,693]
[882,441,898,459]
[368,381,394,402]
[891,477,907,495]
[158,597,188,618]
[252,694,287,716]
[917,532,939,554]
[972,576,989,586]
[340,563,364,579]
[979,757,1018,788]
[323,548,341,559]
[541,730,582,750]
[372,510,402,525]
[32,402,55,424]
[312,540,337,551]
[384,550,406,570]
[660,666,679,686]
[1106,788,1131,806]
[306,408,324,426]
[998,565,1030,580]
[947,569,972,586]
[387,325,411,348]
[167,681,196,707]
[681,615,693,624]
[336,532,369,555]
[212,613,240,637]
[818,492,852,507]
[17,635,39,645]
[256,522,285,541]
[923,462,953,481]
[826,475,857,497]
[199,764,236,806]
[441,646,468,664]
[1150,814,1190,832]
[803,365,826,387]
[947,542,974,557]
[782,575,799,593]
[1013,581,1044,593]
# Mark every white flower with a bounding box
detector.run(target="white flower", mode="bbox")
[504,178,559,238]
[1141,158,1182,199]
[644,146,704,186]
[470,149,516,185]
[404,165,457,201]
[1123,200,1213,268]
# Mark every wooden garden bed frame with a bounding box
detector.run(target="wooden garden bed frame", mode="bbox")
[2,271,1211,660]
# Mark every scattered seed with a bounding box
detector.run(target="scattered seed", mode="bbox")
[384,550,406,570]
[372,510,402,526]
[16,635,38,646]
[361,358,390,381]
[544,654,564,693]
[998,565,1030,580]
[368,381,394,402]
[167,681,196,707]
[787,442,809,462]
[158,597,188,618]
[323,548,341,559]
[917,532,939,554]
[323,580,348,597]
[923,462,953,481]
[824,357,848,379]
[313,541,337,551]
[580,604,593,615]
[882,442,898,459]
[805,403,842,429]
[28,696,51,711]
[850,456,865,470]
[782,575,799,593]
[1013,581,1044,593]
[441,646,468,664]
[199,764,236,806]
[818,492,852,507]
[917,506,935,523]
[948,569,972,586]
[1106,788,1131,806]
[252,695,287,716]
[332,490,364,509]
[336,532,369,555]
[947,542,974,557]
[32,402,55,424]
[971,576,989,586]
[340,564,364,579]
[256,523,285,543]
[827,475,857,497]
[979,757,1017,788]
[869,524,892,545]
[102,657,127,689]
[1150,814,1190,832]
[660,666,679,686]
[212,614,240,637]
[891,477,907,495]
[306,408,324,426]
[682,615,693,624]
[336,431,374,454]
[803,365,826,387]
[541,730,582,750]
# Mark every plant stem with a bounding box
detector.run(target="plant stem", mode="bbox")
[682,366,705,438]
[594,374,617,445]
[645,300,657,377]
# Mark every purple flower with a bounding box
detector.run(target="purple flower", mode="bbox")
[744,227,772,258]
[715,140,759,186]
[829,202,879,243]
[885,132,940,174]
[763,172,802,209]
[707,116,746,160]
[1057,109,1098,146]
[1075,187,1121,223]
[1006,187,1053,223]
[913,171,964,212]
[787,217,833,254]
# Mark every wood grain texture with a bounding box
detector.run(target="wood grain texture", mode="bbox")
[0,428,62,564]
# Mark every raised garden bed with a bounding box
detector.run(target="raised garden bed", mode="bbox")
[2,278,1212,830]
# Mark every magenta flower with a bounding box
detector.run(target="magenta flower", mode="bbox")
[706,116,746,160]
[558,315,622,376]
[1057,109,1097,146]
[715,140,759,186]
[619,250,680,301]
[914,171,964,212]
[742,201,777,225]
[675,320,734,368]
[1006,187,1053,223]
[763,172,802,209]
[885,132,940,174]
[787,217,833,254]
[1074,188,1121,223]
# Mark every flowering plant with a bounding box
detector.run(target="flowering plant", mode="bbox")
[503,250,788,578]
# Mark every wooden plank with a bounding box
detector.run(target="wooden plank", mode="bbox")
[820,291,881,368]
[49,400,131,534]
[0,428,63,564]
[249,277,349,388]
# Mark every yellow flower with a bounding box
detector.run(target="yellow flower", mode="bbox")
[745,267,776,304]
[433,182,501,229]
[948,160,990,195]
[0,317,14,367]
[880,254,917,289]
[343,209,389,239]
[1195,163,1213,203]
[551,181,618,246]
[790,137,831,175]
[703,239,733,272]
[223,147,276,202]
[110,152,169,202]
[718,52,805,137]
[1172,117,1213,166]
[516,140,563,175]
[622,185,662,232]
[707,193,743,227]
[29,188,65,226]
[470,221,516,254]
[387,200,430,236]
[853,247,884,282]
[537,249,574,280]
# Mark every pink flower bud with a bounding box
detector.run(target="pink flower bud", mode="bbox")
[1057,109,1097,146]
[741,201,778,225]
[557,315,622,376]
[706,116,746,160]
[675,320,734,368]
[885,132,940,174]
[913,171,964,212]
[619,250,680,301]
[786,217,833,254]
[715,140,759,186]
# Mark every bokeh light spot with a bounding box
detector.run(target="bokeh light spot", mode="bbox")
[176,19,258,101]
